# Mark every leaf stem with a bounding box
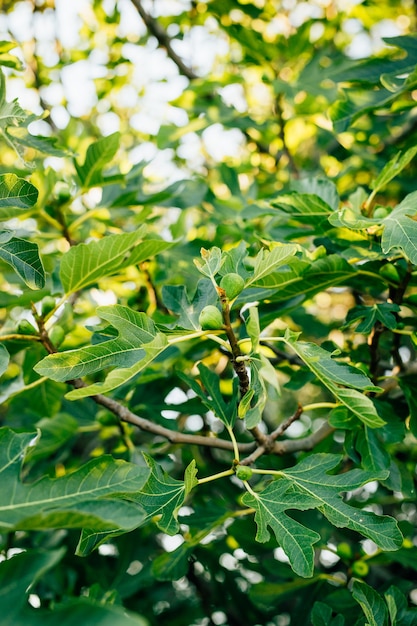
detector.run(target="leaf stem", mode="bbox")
[197,468,234,485]
[0,334,41,342]
[302,402,338,411]
[227,425,240,462]
[243,480,258,497]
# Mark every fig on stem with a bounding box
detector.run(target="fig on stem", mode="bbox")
[199,305,223,330]
[220,273,245,299]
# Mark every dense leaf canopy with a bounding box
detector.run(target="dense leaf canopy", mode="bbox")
[1,1,417,624]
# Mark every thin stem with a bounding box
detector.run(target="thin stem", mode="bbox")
[250,468,283,476]
[227,425,240,462]
[197,469,234,485]
[0,334,41,342]
[302,402,338,411]
[243,480,258,497]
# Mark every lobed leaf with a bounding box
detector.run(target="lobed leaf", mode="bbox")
[244,454,402,577]
[34,305,169,398]
[381,191,417,264]
[0,428,149,533]
[284,336,385,427]
[135,455,196,535]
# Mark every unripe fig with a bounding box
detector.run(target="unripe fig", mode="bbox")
[337,542,353,560]
[17,320,38,336]
[351,560,369,577]
[235,465,253,481]
[220,273,245,299]
[373,206,389,219]
[199,305,223,330]
[41,296,56,317]
[379,263,400,284]
[49,325,65,347]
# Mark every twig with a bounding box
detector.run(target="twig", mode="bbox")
[36,328,332,458]
[273,422,334,454]
[129,0,198,80]
[70,378,255,453]
[218,287,250,397]
[269,404,303,441]
[239,405,305,465]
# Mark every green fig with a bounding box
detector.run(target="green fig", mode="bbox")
[49,325,65,347]
[41,296,56,317]
[235,465,253,481]
[220,273,245,299]
[199,305,223,330]
[17,320,38,336]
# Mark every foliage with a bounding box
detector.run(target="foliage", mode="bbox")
[1,1,417,624]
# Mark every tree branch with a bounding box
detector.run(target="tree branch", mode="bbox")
[70,378,255,453]
[129,0,198,80]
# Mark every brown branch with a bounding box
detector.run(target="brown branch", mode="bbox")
[239,404,306,465]
[272,422,335,455]
[129,0,198,80]
[70,378,255,453]
[218,287,250,397]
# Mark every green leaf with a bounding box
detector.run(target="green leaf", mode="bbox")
[0,344,9,377]
[352,580,388,626]
[59,227,145,295]
[0,174,39,219]
[242,479,321,577]
[74,132,120,188]
[245,305,260,351]
[162,279,217,330]
[25,414,79,463]
[0,548,65,620]
[152,542,194,581]
[0,78,27,130]
[311,602,345,626]
[371,147,417,195]
[249,577,323,609]
[284,337,385,427]
[245,255,356,304]
[0,428,149,532]
[381,191,417,263]
[17,598,149,626]
[6,127,71,157]
[272,193,333,229]
[0,236,45,289]
[34,305,168,398]
[344,303,400,333]
[0,41,23,70]
[291,176,340,211]
[137,455,193,535]
[399,375,417,437]
[282,455,402,551]
[244,454,402,577]
[196,363,237,427]
[385,585,417,625]
[247,244,298,286]
[193,246,224,280]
